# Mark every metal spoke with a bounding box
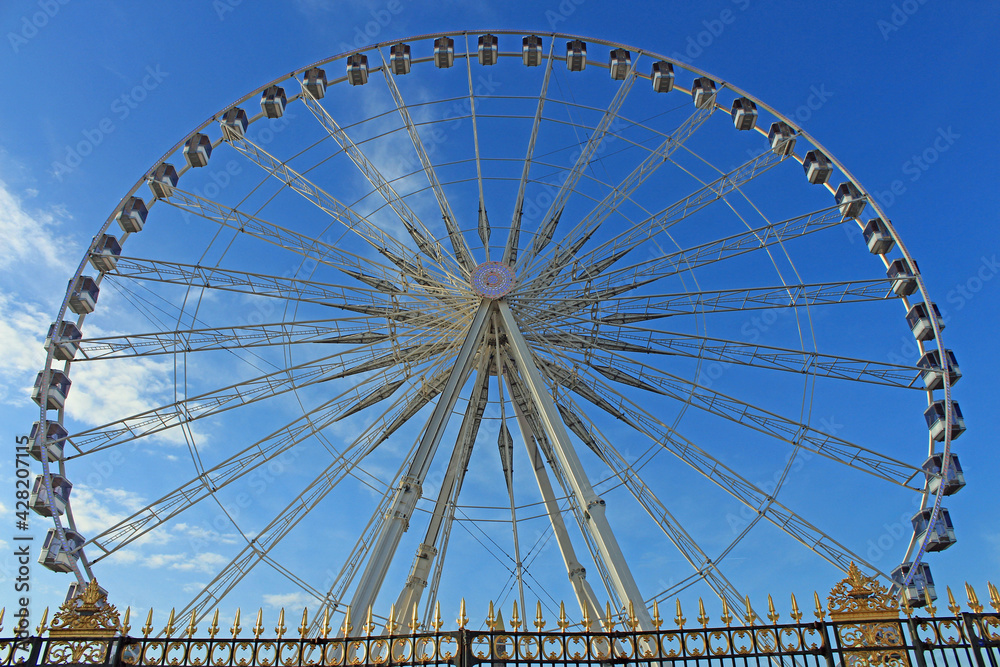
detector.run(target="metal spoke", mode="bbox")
[378,49,477,274]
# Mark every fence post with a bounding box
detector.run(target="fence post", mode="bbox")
[904,617,928,667]
[961,615,988,667]
[817,621,837,667]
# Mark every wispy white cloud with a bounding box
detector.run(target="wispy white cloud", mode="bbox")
[262,591,315,609]
[0,178,75,273]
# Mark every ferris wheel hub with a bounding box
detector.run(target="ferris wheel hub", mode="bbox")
[470,261,516,299]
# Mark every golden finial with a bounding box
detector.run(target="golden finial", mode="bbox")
[385,603,397,635]
[767,595,779,624]
[789,594,802,623]
[319,607,330,640]
[275,608,286,639]
[0,607,4,634]
[965,583,983,614]
[900,594,913,618]
[652,600,663,630]
[535,601,546,630]
[432,602,443,632]
[581,604,592,631]
[486,601,496,630]
[409,602,420,634]
[363,606,375,635]
[186,609,198,638]
[163,608,176,638]
[458,599,468,630]
[628,600,640,631]
[510,601,521,631]
[947,586,961,616]
[142,608,154,638]
[121,607,132,636]
[697,598,709,628]
[494,608,505,633]
[988,582,1000,613]
[924,587,937,617]
[743,596,757,625]
[605,602,616,631]
[36,607,49,636]
[298,608,308,640]
[231,608,242,638]
[557,601,569,632]
[813,592,825,621]
[208,609,220,639]
[342,606,353,638]
[253,608,264,639]
[674,599,685,629]
[720,597,733,627]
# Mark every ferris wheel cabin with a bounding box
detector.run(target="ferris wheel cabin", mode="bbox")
[835,182,866,219]
[768,121,796,156]
[478,34,498,66]
[434,37,454,68]
[906,302,945,341]
[303,66,328,98]
[731,98,758,131]
[38,528,85,573]
[44,320,82,361]
[923,452,966,496]
[116,196,148,234]
[220,107,249,140]
[32,370,71,410]
[863,217,895,255]
[651,61,674,92]
[522,35,542,67]
[911,507,957,552]
[148,163,179,199]
[390,43,411,75]
[803,149,833,185]
[609,48,631,80]
[887,259,918,297]
[692,77,717,110]
[347,54,369,86]
[917,349,961,390]
[183,133,212,168]
[89,234,121,273]
[261,85,287,117]
[566,39,587,71]
[28,420,68,463]
[29,473,72,517]
[924,399,965,441]
[892,562,936,606]
[68,275,99,315]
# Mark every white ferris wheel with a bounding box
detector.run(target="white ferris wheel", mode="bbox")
[30,31,966,629]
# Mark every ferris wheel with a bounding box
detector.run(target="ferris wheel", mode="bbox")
[30,31,966,628]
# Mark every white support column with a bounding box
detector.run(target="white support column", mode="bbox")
[347,301,493,623]
[497,301,653,630]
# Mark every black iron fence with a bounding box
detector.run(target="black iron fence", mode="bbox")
[2,613,998,667]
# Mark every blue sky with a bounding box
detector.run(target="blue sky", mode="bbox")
[1,0,998,633]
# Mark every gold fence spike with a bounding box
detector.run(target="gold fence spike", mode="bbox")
[231,608,242,639]
[208,609,220,639]
[36,607,49,636]
[342,606,353,638]
[924,587,937,617]
[582,604,591,631]
[319,607,330,640]
[186,609,198,638]
[697,598,709,628]
[535,601,546,631]
[628,600,639,631]
[432,602,443,631]
[813,592,825,621]
[458,599,468,630]
[767,594,779,623]
[510,601,521,631]
[275,608,286,639]
[557,601,569,632]
[386,603,397,635]
[487,601,496,630]
[494,608,505,633]
[947,586,961,615]
[142,608,154,638]
[121,607,132,636]
[674,599,685,629]
[364,605,375,635]
[721,597,733,628]
[988,582,1000,612]
[0,607,4,634]
[790,594,802,623]
[409,602,419,634]
[743,596,757,625]
[253,608,264,639]
[605,601,616,631]
[965,583,984,613]
[298,608,308,640]
[164,607,176,638]
[652,600,663,630]
[900,594,913,618]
